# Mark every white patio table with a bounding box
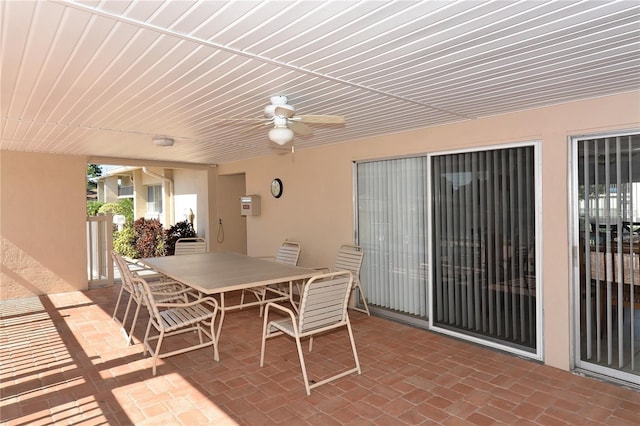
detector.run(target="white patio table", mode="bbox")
[138,251,317,350]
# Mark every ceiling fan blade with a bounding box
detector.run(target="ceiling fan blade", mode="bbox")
[243,121,271,132]
[274,105,295,118]
[270,145,291,155]
[295,114,345,124]
[288,121,314,136]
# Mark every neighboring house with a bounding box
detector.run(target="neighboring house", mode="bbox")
[93,165,210,238]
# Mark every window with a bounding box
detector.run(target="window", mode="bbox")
[146,185,163,219]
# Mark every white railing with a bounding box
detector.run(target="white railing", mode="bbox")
[87,214,114,288]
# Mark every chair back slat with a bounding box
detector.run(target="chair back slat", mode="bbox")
[175,237,206,255]
[298,272,352,333]
[333,244,364,276]
[132,277,162,320]
[275,241,301,266]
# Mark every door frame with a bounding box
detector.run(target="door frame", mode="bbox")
[569,129,640,387]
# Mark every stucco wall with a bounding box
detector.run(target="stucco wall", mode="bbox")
[0,92,638,372]
[219,91,640,371]
[1,151,88,300]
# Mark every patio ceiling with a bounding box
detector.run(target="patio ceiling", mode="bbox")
[1,0,639,166]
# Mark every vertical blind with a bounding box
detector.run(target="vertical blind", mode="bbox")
[356,157,428,317]
[432,147,537,352]
[578,134,639,381]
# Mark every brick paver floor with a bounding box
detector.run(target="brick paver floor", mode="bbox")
[1,286,639,425]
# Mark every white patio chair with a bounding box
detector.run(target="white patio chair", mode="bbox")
[174,237,207,255]
[122,257,166,281]
[240,241,301,313]
[138,277,219,376]
[111,251,193,346]
[314,244,370,315]
[260,271,361,395]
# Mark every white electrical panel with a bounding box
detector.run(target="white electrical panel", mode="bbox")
[240,195,261,216]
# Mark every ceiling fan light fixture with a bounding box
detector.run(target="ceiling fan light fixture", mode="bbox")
[268,127,294,145]
[152,136,174,147]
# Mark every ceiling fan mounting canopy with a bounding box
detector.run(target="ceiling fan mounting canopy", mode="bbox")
[264,95,295,118]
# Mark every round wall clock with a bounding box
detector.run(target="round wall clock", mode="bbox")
[271,178,283,198]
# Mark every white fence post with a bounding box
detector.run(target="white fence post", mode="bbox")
[86,214,114,288]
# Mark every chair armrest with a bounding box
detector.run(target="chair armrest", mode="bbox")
[148,279,183,288]
[148,285,193,299]
[310,266,331,273]
[156,297,218,310]
[125,257,152,270]
[264,301,297,323]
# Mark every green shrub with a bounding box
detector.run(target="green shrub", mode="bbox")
[86,201,104,216]
[98,202,118,214]
[113,225,138,258]
[118,198,134,224]
[97,199,134,223]
[165,220,197,255]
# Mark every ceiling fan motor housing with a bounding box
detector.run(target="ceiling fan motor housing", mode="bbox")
[265,95,295,117]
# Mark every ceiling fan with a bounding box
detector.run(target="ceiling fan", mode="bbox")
[258,95,345,145]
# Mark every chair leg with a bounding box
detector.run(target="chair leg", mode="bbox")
[240,288,265,314]
[125,301,142,346]
[112,285,126,321]
[197,325,204,345]
[143,319,153,357]
[258,288,268,317]
[118,294,134,339]
[240,289,246,308]
[294,335,312,396]
[151,330,165,376]
[352,281,371,316]
[346,320,362,375]
[259,316,269,367]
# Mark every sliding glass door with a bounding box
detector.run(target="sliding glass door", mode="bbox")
[356,143,541,358]
[573,132,640,385]
[356,157,429,318]
[430,146,540,356]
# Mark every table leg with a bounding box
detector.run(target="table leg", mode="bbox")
[214,292,226,360]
